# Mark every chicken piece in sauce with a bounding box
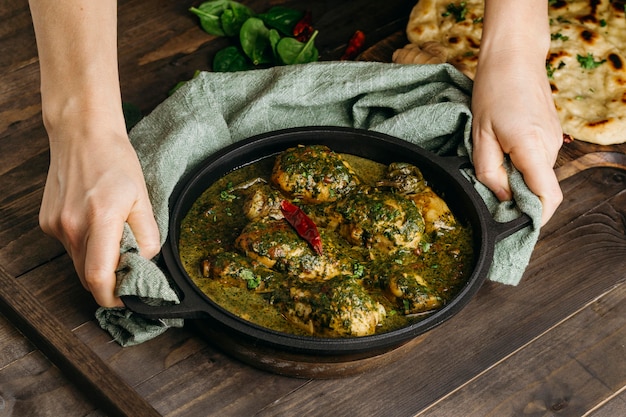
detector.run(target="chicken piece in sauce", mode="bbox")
[377,162,456,233]
[408,188,456,233]
[271,145,360,203]
[274,276,386,336]
[242,183,285,221]
[235,219,356,281]
[202,251,278,291]
[334,187,425,255]
[369,253,444,314]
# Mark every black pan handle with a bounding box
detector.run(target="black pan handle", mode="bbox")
[121,243,212,319]
[490,214,533,242]
[437,155,533,242]
[120,294,209,320]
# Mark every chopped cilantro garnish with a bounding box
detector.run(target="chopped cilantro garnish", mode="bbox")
[577,53,606,70]
[551,32,569,41]
[240,269,261,289]
[352,262,365,278]
[219,190,236,201]
[442,2,467,22]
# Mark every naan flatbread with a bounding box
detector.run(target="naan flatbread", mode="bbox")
[394,0,626,145]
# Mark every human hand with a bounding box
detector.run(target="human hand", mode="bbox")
[39,114,160,307]
[471,48,564,226]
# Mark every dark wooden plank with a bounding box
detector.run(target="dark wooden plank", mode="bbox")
[0,349,105,417]
[417,284,626,416]
[16,255,99,328]
[0,313,35,368]
[541,167,626,241]
[0,264,162,417]
[74,320,213,388]
[0,1,39,73]
[588,392,626,417]
[0,189,65,277]
[0,64,46,175]
[135,344,307,417]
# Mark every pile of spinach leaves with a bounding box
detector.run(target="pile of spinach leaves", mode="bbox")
[190,0,319,72]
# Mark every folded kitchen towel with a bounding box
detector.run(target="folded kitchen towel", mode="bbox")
[96,61,542,346]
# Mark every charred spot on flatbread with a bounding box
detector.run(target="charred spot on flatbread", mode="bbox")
[608,53,623,70]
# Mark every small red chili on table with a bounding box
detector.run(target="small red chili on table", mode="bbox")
[280,200,323,255]
[341,30,366,60]
[293,10,314,42]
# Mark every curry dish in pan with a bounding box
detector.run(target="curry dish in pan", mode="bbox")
[179,145,473,337]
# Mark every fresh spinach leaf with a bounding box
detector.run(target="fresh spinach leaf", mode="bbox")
[213,46,254,72]
[220,3,254,37]
[269,29,282,57]
[240,17,275,65]
[190,0,254,36]
[258,6,304,36]
[276,30,319,65]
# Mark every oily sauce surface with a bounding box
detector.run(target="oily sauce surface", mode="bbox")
[179,149,473,337]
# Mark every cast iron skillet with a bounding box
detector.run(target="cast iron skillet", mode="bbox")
[122,127,530,368]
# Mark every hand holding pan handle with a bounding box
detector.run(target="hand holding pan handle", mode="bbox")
[437,154,533,243]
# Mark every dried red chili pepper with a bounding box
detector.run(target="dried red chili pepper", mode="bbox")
[340,30,366,60]
[280,200,323,255]
[293,10,314,42]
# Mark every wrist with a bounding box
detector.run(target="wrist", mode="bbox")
[481,0,550,59]
[43,97,127,147]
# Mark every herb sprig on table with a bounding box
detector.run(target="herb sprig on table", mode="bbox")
[190,0,319,72]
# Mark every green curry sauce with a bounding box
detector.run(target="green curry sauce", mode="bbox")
[178,153,474,337]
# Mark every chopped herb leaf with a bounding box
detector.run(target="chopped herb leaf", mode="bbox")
[551,32,569,41]
[577,53,606,70]
[240,269,261,289]
[442,2,467,22]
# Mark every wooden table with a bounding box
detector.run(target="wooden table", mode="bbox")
[1,1,625,415]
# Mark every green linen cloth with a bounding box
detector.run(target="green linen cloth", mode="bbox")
[95,61,541,346]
